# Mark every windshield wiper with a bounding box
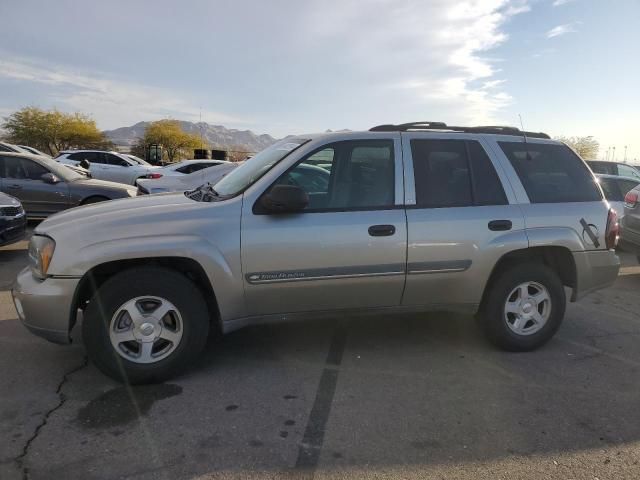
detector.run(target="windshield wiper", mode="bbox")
[184,182,220,202]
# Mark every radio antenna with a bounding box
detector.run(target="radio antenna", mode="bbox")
[519,114,533,161]
[518,114,528,144]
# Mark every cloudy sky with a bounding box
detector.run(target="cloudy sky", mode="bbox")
[0,0,638,160]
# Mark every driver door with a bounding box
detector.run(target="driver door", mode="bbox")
[240,137,407,316]
[0,156,70,216]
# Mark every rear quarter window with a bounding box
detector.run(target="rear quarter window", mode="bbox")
[499,142,602,203]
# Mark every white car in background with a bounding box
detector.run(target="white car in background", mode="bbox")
[148,159,232,178]
[596,174,640,220]
[56,150,161,185]
[136,161,238,194]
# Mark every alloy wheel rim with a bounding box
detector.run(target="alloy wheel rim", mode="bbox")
[109,296,183,364]
[504,281,551,336]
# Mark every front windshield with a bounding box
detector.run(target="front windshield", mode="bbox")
[212,138,308,196]
[126,154,151,166]
[41,156,84,181]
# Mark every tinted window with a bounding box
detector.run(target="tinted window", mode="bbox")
[106,154,129,166]
[617,164,640,179]
[2,157,49,180]
[599,178,623,201]
[500,142,601,203]
[67,152,106,164]
[467,141,508,205]
[411,139,506,208]
[587,161,614,175]
[617,179,640,198]
[269,140,394,211]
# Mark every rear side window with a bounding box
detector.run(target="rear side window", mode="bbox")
[106,154,129,166]
[587,162,614,175]
[411,139,507,208]
[499,142,601,203]
[68,152,106,164]
[599,178,623,201]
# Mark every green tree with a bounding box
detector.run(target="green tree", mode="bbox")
[555,135,600,159]
[2,107,111,156]
[141,120,204,162]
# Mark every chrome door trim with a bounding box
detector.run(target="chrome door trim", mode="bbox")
[407,259,472,275]
[246,263,406,284]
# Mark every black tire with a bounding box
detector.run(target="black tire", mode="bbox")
[82,266,210,384]
[478,263,565,351]
[81,196,109,205]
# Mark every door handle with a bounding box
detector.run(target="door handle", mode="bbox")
[368,224,396,237]
[488,220,512,231]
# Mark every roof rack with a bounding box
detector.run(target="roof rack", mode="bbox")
[369,122,550,139]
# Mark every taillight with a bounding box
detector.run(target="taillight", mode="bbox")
[605,208,619,249]
[147,173,163,179]
[624,190,638,208]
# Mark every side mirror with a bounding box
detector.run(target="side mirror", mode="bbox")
[260,184,308,213]
[79,159,90,169]
[41,173,60,184]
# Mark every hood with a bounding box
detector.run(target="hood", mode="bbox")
[36,192,197,237]
[71,177,137,192]
[0,192,21,207]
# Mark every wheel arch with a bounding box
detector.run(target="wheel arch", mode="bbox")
[80,195,111,205]
[71,257,221,335]
[479,246,577,311]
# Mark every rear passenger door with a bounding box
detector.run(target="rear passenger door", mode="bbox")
[401,135,527,307]
[103,153,134,184]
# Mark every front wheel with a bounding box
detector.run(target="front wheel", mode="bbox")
[478,263,566,351]
[82,266,210,383]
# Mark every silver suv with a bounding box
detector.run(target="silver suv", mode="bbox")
[13,122,620,383]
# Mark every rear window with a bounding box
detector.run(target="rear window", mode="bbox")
[499,142,601,203]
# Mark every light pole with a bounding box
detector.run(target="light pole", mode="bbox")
[624,146,628,162]
[612,146,616,162]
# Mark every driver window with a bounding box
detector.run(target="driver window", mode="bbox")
[272,140,395,211]
[3,157,48,180]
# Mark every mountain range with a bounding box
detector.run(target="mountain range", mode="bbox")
[103,121,278,153]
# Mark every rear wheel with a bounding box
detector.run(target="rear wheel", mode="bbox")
[478,263,565,351]
[82,267,210,383]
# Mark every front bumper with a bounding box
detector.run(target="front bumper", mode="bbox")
[12,267,80,344]
[572,249,620,301]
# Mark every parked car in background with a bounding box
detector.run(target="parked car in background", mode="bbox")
[596,174,640,220]
[18,146,51,157]
[587,160,640,180]
[0,152,137,218]
[0,192,26,246]
[136,161,238,194]
[14,123,619,383]
[620,184,640,262]
[0,142,31,154]
[143,160,232,180]
[56,150,161,185]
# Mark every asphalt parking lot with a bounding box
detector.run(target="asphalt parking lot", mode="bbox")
[1,227,640,479]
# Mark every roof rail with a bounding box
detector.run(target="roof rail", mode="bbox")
[369,122,550,139]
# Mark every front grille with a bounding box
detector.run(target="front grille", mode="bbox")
[0,206,22,217]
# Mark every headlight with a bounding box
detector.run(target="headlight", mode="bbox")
[28,235,56,280]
